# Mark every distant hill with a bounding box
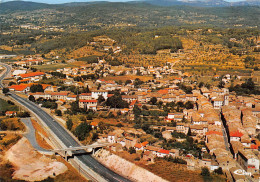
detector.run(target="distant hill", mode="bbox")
[0,1,55,13]
[0,1,259,28]
[144,0,260,7]
[0,0,259,12]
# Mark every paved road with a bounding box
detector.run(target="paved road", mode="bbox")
[0,63,131,182]
[20,118,51,153]
[0,62,11,88]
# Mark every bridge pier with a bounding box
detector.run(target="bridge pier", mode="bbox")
[64,151,68,161]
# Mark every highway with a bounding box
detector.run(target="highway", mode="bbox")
[0,62,131,182]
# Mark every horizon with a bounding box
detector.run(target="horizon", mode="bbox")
[1,0,249,4]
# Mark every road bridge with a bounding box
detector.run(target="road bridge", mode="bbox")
[53,143,112,160]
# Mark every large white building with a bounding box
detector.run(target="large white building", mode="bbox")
[91,90,108,100]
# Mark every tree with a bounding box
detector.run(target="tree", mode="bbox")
[29,95,35,102]
[98,121,108,131]
[241,78,255,90]
[92,132,98,141]
[50,103,58,110]
[17,112,30,118]
[8,82,16,86]
[74,122,91,141]
[184,101,194,109]
[30,84,44,93]
[125,80,132,85]
[198,82,204,88]
[133,105,142,116]
[257,133,260,141]
[83,85,90,93]
[218,81,225,88]
[55,109,62,116]
[70,101,80,114]
[105,92,129,108]
[128,147,136,154]
[98,95,105,103]
[201,167,210,176]
[97,83,101,90]
[177,101,184,108]
[214,167,223,175]
[142,105,148,110]
[2,88,9,94]
[150,97,157,105]
[134,78,143,87]
[66,118,73,130]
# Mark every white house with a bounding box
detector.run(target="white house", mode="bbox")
[79,99,98,110]
[91,90,108,100]
[156,149,170,157]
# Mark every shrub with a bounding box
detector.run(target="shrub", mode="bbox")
[66,118,73,131]
[214,167,223,175]
[129,147,136,154]
[134,157,140,161]
[201,167,210,176]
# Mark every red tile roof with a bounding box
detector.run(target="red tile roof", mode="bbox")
[80,93,91,96]
[105,80,115,84]
[19,72,45,78]
[19,78,30,82]
[79,99,97,103]
[130,100,137,106]
[158,149,169,154]
[68,94,77,98]
[134,143,142,149]
[9,84,29,91]
[158,89,168,94]
[230,130,243,138]
[251,144,258,149]
[206,131,223,136]
[5,111,16,115]
[90,121,98,127]
[142,141,149,147]
[41,84,51,90]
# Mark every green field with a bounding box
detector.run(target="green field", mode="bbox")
[32,63,75,71]
[0,98,19,112]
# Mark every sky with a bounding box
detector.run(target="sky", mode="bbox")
[1,0,250,4]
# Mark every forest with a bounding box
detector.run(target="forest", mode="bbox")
[32,27,184,54]
[0,1,260,28]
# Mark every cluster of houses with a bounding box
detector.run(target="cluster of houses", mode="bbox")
[97,127,180,163]
[5,56,260,179]
[222,105,260,174]
[14,58,43,67]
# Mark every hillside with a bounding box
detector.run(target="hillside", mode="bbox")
[0,1,259,28]
[144,0,260,7]
[0,1,55,13]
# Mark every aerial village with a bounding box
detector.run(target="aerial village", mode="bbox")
[1,55,260,181]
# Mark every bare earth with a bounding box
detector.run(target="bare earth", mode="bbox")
[4,137,67,182]
[94,149,168,182]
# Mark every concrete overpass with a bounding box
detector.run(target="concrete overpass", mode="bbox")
[53,143,112,160]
